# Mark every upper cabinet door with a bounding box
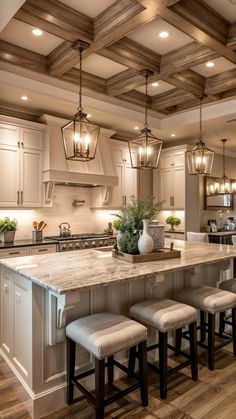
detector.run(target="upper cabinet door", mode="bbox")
[159,168,172,207]
[20,149,42,207]
[172,150,185,167]
[0,124,19,147]
[21,128,43,151]
[0,145,20,207]
[159,153,173,169]
[172,166,185,208]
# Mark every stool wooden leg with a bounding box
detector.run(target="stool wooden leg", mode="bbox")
[138,341,148,407]
[67,337,76,405]
[159,332,168,400]
[128,345,137,377]
[189,321,198,381]
[219,311,226,336]
[200,311,206,342]
[175,327,182,355]
[95,358,105,419]
[208,313,215,371]
[232,308,236,356]
[107,356,114,385]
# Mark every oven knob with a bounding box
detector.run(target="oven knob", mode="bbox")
[92,241,96,247]
[84,242,89,248]
[69,243,74,249]
[62,244,67,250]
[75,243,80,249]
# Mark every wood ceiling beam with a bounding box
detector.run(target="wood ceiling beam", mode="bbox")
[205,68,236,95]
[227,23,236,49]
[14,0,93,43]
[60,68,106,94]
[161,70,205,96]
[0,102,43,123]
[98,37,161,73]
[152,88,194,110]
[160,42,219,75]
[106,69,158,96]
[0,40,47,72]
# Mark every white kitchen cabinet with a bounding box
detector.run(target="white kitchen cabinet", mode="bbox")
[154,147,185,209]
[0,244,57,259]
[0,270,12,355]
[110,142,137,207]
[0,123,43,207]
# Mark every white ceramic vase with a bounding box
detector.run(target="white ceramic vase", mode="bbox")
[138,219,154,254]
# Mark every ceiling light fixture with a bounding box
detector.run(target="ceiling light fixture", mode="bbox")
[208,139,236,195]
[206,61,215,68]
[128,69,163,169]
[21,95,28,101]
[87,114,92,118]
[152,82,159,87]
[171,133,176,137]
[159,31,169,38]
[134,126,139,130]
[186,96,214,175]
[61,41,100,162]
[32,28,43,37]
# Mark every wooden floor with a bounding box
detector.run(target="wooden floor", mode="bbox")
[1,343,236,419]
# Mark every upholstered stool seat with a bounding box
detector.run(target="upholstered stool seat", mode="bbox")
[130,299,197,333]
[219,278,236,293]
[175,286,236,370]
[66,312,148,419]
[66,312,147,359]
[129,299,198,399]
[175,286,236,314]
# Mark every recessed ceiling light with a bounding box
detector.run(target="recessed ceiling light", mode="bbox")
[32,28,43,37]
[134,126,139,130]
[152,82,159,87]
[87,114,92,118]
[159,31,169,38]
[171,133,176,137]
[21,95,28,101]
[206,61,215,68]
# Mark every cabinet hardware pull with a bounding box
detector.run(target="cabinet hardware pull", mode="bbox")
[9,251,20,255]
[17,191,20,205]
[17,141,20,148]
[124,196,127,205]
[21,142,24,148]
[21,191,23,204]
[37,248,48,252]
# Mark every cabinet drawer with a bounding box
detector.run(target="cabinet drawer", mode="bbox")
[0,247,30,258]
[30,244,57,255]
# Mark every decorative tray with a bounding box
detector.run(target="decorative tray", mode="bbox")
[112,247,181,263]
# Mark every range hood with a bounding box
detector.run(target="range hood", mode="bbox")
[41,114,118,188]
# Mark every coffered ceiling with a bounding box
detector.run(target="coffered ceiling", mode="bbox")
[1,0,236,150]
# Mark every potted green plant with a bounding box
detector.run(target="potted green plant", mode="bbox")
[113,196,162,254]
[0,217,18,243]
[166,216,181,231]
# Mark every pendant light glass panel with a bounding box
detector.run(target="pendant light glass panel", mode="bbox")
[208,139,236,195]
[186,97,214,175]
[128,70,163,169]
[128,128,162,169]
[186,144,214,175]
[62,111,100,162]
[61,41,100,162]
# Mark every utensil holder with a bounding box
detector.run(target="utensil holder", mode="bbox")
[32,230,43,242]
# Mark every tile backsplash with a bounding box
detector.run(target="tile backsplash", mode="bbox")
[0,185,119,240]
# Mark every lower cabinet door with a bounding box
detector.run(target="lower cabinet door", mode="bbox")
[1,271,12,355]
[21,149,42,207]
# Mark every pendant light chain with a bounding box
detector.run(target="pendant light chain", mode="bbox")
[222,139,226,178]
[144,71,148,128]
[199,96,203,144]
[78,45,83,112]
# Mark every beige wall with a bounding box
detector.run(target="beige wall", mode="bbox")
[0,185,119,240]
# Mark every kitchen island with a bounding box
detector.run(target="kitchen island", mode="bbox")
[0,240,236,418]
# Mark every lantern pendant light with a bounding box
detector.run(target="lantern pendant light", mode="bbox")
[186,96,214,175]
[128,69,163,169]
[212,139,236,195]
[61,41,100,161]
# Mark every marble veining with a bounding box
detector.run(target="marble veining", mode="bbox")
[1,240,236,295]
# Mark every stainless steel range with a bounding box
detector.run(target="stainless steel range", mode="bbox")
[45,233,116,252]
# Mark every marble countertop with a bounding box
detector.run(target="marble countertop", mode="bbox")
[1,240,236,295]
[0,239,58,249]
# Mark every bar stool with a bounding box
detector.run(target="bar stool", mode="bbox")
[219,279,236,334]
[187,232,208,242]
[66,312,148,419]
[129,299,198,399]
[175,286,236,370]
